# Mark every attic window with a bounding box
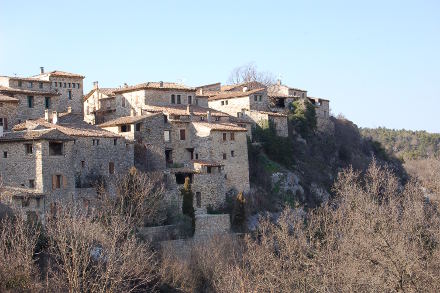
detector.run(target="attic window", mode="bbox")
[49,142,63,156]
[120,124,131,132]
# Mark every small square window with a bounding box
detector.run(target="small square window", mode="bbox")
[215,117,220,121]
[27,96,34,108]
[207,166,212,173]
[29,179,35,188]
[3,151,7,158]
[135,123,141,131]
[81,161,85,168]
[254,96,257,101]
[109,162,115,174]
[39,82,43,89]
[180,129,186,140]
[222,133,227,141]
[231,150,235,157]
[164,130,170,142]
[230,132,235,140]
[18,80,22,87]
[171,94,175,104]
[177,95,181,104]
[222,153,227,160]
[195,153,199,159]
[221,101,224,106]
[225,100,228,105]
[114,139,117,145]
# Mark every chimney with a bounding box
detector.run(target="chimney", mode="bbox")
[207,111,212,123]
[242,86,248,92]
[186,104,192,115]
[277,79,281,86]
[0,125,3,137]
[93,81,99,89]
[40,67,44,74]
[44,109,50,122]
[67,106,72,113]
[52,111,58,124]
[124,83,128,88]
[199,88,203,95]
[130,108,135,116]
[159,81,164,88]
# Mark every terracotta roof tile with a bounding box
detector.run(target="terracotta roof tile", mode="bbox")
[0,128,73,142]
[0,86,60,96]
[114,82,195,93]
[208,88,265,101]
[34,70,84,79]
[0,94,19,102]
[98,113,162,127]
[193,122,247,132]
[83,88,118,101]
[143,105,229,117]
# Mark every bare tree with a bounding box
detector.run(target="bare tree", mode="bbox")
[227,62,276,87]
[45,204,157,293]
[0,214,41,292]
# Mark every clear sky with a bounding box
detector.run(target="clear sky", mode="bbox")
[1,0,439,132]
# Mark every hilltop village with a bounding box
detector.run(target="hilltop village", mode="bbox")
[0,68,330,231]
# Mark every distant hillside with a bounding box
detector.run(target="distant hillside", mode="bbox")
[360,127,440,160]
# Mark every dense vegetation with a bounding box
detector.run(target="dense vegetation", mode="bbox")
[361,127,440,160]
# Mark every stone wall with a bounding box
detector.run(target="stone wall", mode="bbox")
[137,224,180,242]
[246,110,289,137]
[13,94,60,127]
[0,101,18,130]
[45,76,84,114]
[208,96,250,117]
[194,214,230,237]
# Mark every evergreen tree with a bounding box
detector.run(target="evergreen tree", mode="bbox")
[181,177,195,235]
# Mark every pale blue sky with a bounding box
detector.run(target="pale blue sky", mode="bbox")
[1,0,439,132]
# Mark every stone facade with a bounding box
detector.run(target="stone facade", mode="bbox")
[0,97,18,130]
[245,110,289,137]
[194,214,231,237]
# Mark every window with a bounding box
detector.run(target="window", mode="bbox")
[135,123,141,131]
[29,179,35,188]
[39,82,43,89]
[68,90,72,100]
[200,116,205,121]
[254,95,257,101]
[18,80,22,87]
[59,82,62,87]
[113,138,117,145]
[49,142,63,156]
[27,96,34,108]
[207,166,212,174]
[215,117,220,121]
[195,98,199,105]
[225,100,228,105]
[230,132,235,140]
[163,115,168,123]
[221,101,224,106]
[53,82,57,87]
[177,95,181,104]
[3,152,7,158]
[120,124,131,132]
[258,95,262,102]
[52,174,63,189]
[222,133,227,141]
[302,93,305,98]
[72,83,76,88]
[77,83,80,88]
[25,143,33,155]
[28,82,33,88]
[171,94,175,104]
[122,97,126,107]
[109,162,115,174]
[180,129,186,140]
[68,83,71,88]
[92,139,100,145]
[0,118,6,130]
[45,97,51,109]
[231,150,235,157]
[164,130,170,142]
[63,82,66,88]
[222,153,227,160]
[188,96,192,104]
[81,160,85,168]
[196,192,201,208]
[195,153,199,159]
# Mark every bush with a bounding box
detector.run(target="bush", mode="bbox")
[288,98,317,137]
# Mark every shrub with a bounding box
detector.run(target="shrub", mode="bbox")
[288,98,317,137]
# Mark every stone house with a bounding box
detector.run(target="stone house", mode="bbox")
[0,94,19,131]
[33,68,85,114]
[0,111,133,221]
[99,113,166,171]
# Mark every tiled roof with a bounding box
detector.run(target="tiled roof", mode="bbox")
[193,122,247,132]
[83,88,118,101]
[208,88,266,101]
[34,70,84,79]
[0,128,73,142]
[114,82,195,93]
[195,90,220,97]
[308,96,330,102]
[0,94,19,102]
[98,113,162,127]
[0,86,60,96]
[0,76,51,83]
[267,93,297,98]
[14,117,121,138]
[143,105,229,117]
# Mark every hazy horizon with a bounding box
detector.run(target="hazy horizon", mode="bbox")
[1,0,439,133]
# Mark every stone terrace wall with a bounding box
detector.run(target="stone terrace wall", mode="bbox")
[194,214,230,237]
